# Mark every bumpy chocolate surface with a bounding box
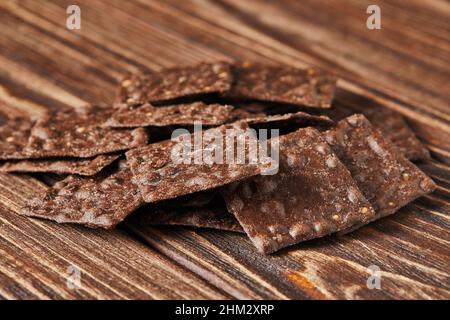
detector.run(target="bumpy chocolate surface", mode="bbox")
[320,104,430,161]
[117,62,232,104]
[0,154,119,176]
[126,122,272,203]
[23,105,148,158]
[324,114,436,221]
[0,114,33,160]
[106,102,234,128]
[222,128,375,254]
[362,108,430,161]
[226,63,336,108]
[20,161,144,228]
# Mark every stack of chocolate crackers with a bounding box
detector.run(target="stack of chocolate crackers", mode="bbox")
[0,61,436,254]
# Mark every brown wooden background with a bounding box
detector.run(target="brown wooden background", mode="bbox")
[0,0,449,299]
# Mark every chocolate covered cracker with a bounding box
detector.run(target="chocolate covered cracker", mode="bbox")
[361,108,430,162]
[227,63,336,108]
[23,105,148,158]
[126,122,273,203]
[242,111,333,130]
[324,114,436,222]
[0,154,119,176]
[228,103,267,122]
[118,62,232,104]
[228,108,263,122]
[133,203,244,233]
[20,161,144,228]
[222,128,375,254]
[0,114,33,160]
[319,103,430,161]
[106,102,234,128]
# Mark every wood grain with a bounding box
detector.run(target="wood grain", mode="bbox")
[128,160,450,299]
[0,174,229,299]
[0,0,449,299]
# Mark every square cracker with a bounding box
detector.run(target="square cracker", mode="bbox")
[0,115,33,160]
[222,127,375,254]
[0,154,119,176]
[226,63,336,108]
[117,62,232,104]
[360,107,430,162]
[23,105,148,158]
[106,102,234,128]
[323,114,436,221]
[20,161,144,229]
[319,102,430,161]
[126,122,273,203]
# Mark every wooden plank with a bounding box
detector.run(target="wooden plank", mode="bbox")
[0,0,448,299]
[0,174,229,299]
[114,0,450,298]
[126,0,450,157]
[155,0,450,117]
[127,165,450,299]
[0,2,232,297]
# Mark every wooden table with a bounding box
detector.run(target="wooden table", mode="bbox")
[0,0,449,299]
